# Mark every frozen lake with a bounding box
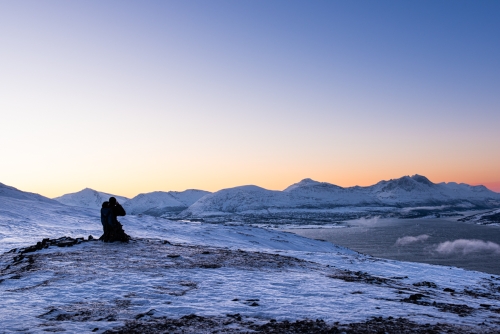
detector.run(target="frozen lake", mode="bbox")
[289,216,500,275]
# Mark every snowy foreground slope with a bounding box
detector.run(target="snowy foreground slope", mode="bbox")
[1,197,500,332]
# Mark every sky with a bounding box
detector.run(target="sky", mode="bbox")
[1,0,499,198]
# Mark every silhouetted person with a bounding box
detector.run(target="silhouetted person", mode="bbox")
[107,197,130,242]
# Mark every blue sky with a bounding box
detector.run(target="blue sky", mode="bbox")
[1,1,499,196]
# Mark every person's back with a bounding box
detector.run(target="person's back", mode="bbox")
[100,201,113,242]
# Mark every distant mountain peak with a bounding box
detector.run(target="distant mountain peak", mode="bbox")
[284,178,320,192]
[123,189,211,216]
[53,189,128,209]
[410,174,434,185]
[283,178,343,192]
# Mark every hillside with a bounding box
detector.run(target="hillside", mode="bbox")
[53,188,128,210]
[179,175,500,223]
[0,182,59,205]
[123,189,210,216]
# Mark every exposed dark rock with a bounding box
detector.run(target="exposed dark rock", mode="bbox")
[413,281,437,288]
[12,236,98,256]
[402,294,475,317]
[200,263,221,269]
[103,314,487,333]
[409,293,425,301]
[56,240,76,247]
[328,270,390,285]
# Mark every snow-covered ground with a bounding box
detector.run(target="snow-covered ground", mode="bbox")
[1,199,500,332]
[459,208,500,226]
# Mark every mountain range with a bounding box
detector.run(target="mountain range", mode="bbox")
[2,175,500,223]
[181,175,500,222]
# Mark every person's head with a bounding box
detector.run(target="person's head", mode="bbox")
[109,197,117,205]
[102,201,109,208]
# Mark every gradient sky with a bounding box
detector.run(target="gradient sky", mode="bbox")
[1,0,499,198]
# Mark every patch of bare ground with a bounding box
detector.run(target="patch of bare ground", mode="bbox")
[0,237,314,282]
[103,314,488,334]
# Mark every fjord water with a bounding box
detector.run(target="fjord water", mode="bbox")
[289,217,500,275]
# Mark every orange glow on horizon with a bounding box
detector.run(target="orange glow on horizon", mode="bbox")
[15,170,500,199]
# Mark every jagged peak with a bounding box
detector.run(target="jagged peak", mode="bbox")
[379,175,433,186]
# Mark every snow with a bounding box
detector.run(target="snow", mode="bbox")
[1,193,500,332]
[50,175,500,221]
[0,182,57,204]
[53,188,129,210]
[459,208,500,226]
[181,175,500,219]
[123,189,210,216]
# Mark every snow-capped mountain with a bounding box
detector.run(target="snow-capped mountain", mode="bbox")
[185,185,283,217]
[368,175,498,206]
[0,182,59,205]
[284,178,378,207]
[53,188,129,210]
[123,189,210,216]
[180,175,500,220]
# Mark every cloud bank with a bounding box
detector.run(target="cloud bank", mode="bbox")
[435,239,500,255]
[353,216,379,227]
[395,234,430,246]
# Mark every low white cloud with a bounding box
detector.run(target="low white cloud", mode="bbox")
[395,234,430,246]
[435,239,500,255]
[401,206,448,213]
[353,216,379,227]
